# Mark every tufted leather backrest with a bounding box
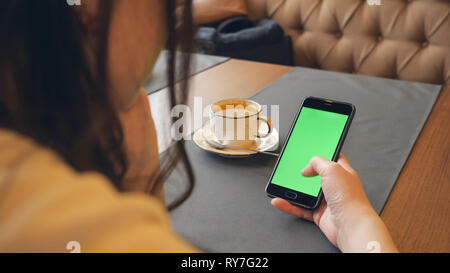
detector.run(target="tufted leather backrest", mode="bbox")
[244,0,450,85]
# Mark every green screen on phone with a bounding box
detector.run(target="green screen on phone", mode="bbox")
[271,107,349,197]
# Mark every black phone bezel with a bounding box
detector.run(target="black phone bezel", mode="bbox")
[265,96,356,210]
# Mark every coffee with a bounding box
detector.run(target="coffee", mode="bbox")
[211,99,260,118]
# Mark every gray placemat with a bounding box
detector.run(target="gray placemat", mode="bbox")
[144,51,229,95]
[166,67,442,252]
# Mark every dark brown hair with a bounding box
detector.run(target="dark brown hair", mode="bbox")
[0,0,194,210]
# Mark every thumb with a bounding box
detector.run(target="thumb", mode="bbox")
[301,156,334,177]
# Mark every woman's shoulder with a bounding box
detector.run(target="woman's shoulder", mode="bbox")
[0,129,197,253]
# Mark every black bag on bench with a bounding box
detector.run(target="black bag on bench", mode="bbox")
[195,16,293,66]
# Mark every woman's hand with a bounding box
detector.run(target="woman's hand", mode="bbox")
[271,155,398,253]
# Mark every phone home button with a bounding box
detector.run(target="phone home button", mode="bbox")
[284,191,297,199]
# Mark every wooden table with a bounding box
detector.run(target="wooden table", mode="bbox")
[149,58,450,252]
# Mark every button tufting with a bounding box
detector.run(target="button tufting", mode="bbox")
[242,0,449,85]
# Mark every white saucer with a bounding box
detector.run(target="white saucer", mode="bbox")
[193,121,279,157]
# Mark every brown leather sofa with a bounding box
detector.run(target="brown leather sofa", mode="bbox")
[244,0,450,85]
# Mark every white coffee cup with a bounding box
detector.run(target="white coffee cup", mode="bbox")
[209,98,272,148]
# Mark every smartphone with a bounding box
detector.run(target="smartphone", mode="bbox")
[265,96,355,210]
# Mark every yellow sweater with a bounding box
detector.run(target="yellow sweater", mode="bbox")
[0,129,197,253]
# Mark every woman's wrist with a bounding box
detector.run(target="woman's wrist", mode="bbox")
[337,208,397,252]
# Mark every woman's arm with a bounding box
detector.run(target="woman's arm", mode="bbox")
[0,129,194,252]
